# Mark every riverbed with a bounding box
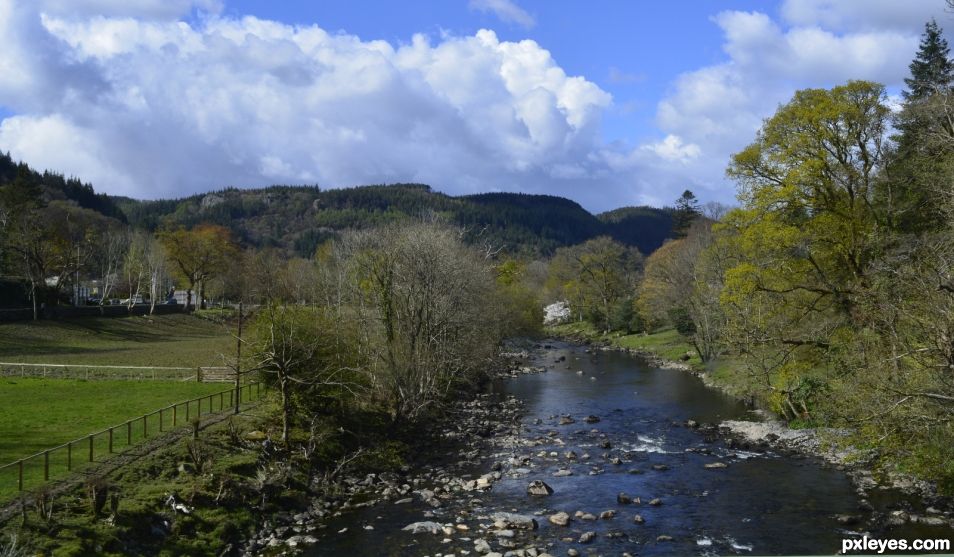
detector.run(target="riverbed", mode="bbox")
[308,341,954,556]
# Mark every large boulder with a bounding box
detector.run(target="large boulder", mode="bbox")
[526,480,554,496]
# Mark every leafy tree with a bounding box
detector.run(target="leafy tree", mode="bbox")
[159,225,238,310]
[548,236,642,330]
[721,80,891,416]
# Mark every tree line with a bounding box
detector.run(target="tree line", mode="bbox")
[547,20,954,492]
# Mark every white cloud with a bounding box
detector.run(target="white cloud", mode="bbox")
[643,135,700,163]
[468,0,535,29]
[780,0,939,33]
[1,2,648,209]
[649,6,935,204]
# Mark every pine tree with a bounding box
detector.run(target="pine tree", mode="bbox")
[903,19,953,100]
[671,189,700,239]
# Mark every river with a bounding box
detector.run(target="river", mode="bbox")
[309,341,954,556]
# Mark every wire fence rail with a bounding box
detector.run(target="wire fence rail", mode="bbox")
[0,362,235,382]
[0,381,265,502]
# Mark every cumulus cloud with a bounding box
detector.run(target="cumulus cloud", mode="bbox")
[0,1,639,206]
[468,0,535,29]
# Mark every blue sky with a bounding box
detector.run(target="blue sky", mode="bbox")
[0,0,947,211]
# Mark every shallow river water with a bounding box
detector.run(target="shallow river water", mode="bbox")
[311,342,954,556]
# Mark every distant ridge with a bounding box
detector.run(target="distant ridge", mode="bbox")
[2,154,674,257]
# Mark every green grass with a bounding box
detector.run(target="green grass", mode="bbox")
[0,314,235,368]
[548,321,703,367]
[0,378,229,501]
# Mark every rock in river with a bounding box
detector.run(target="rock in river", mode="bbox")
[527,480,554,496]
[492,512,539,530]
[402,521,445,535]
[548,511,570,526]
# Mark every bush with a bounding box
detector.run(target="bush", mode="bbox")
[668,306,696,336]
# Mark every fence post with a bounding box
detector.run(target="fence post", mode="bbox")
[143,415,147,438]
[18,460,22,491]
[44,451,49,481]
[67,441,72,471]
[186,401,190,421]
[197,397,201,418]
[109,427,114,453]
[235,301,243,414]
[173,404,177,426]
[127,421,132,445]
[159,409,164,432]
[88,435,93,462]
[197,367,202,383]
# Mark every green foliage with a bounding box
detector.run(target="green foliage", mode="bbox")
[670,189,700,239]
[667,306,695,336]
[904,19,953,100]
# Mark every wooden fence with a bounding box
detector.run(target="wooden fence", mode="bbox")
[0,382,265,501]
[0,362,236,383]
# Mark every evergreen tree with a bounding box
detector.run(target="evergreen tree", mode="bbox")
[903,19,953,100]
[671,189,700,239]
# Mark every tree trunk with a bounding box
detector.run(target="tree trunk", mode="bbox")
[280,374,290,448]
[30,280,37,321]
[200,281,206,310]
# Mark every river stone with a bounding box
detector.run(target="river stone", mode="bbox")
[548,512,570,526]
[652,464,669,471]
[474,538,491,553]
[617,492,632,504]
[492,512,539,530]
[657,535,674,542]
[559,416,576,425]
[527,480,554,496]
[633,514,645,524]
[599,510,616,519]
[394,497,413,505]
[402,521,444,535]
[553,469,573,477]
[585,415,601,423]
[704,462,728,469]
[579,531,596,544]
[648,498,663,506]
[567,550,580,557]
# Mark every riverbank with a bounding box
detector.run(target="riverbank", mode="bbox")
[546,322,954,521]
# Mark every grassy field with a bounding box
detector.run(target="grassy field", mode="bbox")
[0,378,232,500]
[549,321,703,365]
[0,313,236,368]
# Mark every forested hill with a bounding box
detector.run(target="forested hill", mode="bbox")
[2,152,673,257]
[116,184,674,257]
[0,152,126,222]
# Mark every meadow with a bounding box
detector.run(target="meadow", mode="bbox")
[0,313,236,368]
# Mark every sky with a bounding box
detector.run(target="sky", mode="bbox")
[0,0,949,212]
